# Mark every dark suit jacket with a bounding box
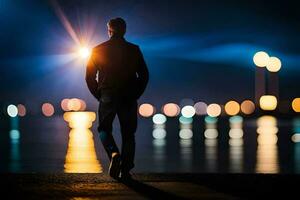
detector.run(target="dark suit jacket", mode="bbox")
[85,36,149,100]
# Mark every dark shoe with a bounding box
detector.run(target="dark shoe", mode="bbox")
[120,171,133,182]
[109,152,121,179]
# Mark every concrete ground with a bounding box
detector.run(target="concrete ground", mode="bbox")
[0,173,297,199]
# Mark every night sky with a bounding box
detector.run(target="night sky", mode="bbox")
[1,0,299,109]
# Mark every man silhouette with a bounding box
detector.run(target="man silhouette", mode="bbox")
[85,17,149,180]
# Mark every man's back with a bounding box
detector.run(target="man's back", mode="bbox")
[86,36,148,100]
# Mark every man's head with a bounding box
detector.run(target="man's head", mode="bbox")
[107,17,126,38]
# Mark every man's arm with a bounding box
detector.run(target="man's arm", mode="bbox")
[85,50,100,100]
[135,46,149,99]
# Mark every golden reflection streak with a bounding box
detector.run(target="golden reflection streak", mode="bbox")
[64,112,102,173]
[64,129,102,173]
[256,115,279,173]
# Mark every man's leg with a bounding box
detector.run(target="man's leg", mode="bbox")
[98,99,119,160]
[117,100,138,174]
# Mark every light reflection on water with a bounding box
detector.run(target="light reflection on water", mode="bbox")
[204,116,218,172]
[180,139,193,171]
[229,139,243,173]
[229,116,244,173]
[9,129,20,172]
[255,115,279,173]
[2,113,300,173]
[152,139,166,171]
[64,128,102,173]
[205,139,218,172]
[293,118,300,173]
[63,112,102,173]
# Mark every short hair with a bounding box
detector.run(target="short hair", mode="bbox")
[107,17,126,36]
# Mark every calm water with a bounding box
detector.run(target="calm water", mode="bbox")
[0,113,299,174]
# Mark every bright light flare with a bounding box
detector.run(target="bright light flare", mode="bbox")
[78,47,91,59]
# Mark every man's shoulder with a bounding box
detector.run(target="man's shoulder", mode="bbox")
[93,40,111,50]
[125,41,139,49]
[92,39,140,51]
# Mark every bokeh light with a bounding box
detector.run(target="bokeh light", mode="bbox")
[257,134,278,145]
[229,129,244,139]
[61,98,70,111]
[292,118,300,143]
[68,98,82,111]
[153,128,167,139]
[259,95,277,111]
[139,103,155,117]
[207,103,221,117]
[292,134,300,143]
[256,115,278,144]
[256,114,279,173]
[241,100,255,115]
[204,129,218,139]
[205,138,217,147]
[64,112,96,129]
[229,115,243,124]
[229,138,244,146]
[225,100,240,116]
[162,103,180,117]
[205,116,218,124]
[253,51,269,67]
[181,105,196,118]
[292,98,300,112]
[266,56,281,72]
[205,116,218,129]
[10,129,20,140]
[79,99,87,111]
[17,104,26,117]
[42,103,55,117]
[257,126,278,135]
[179,116,193,124]
[152,114,167,125]
[179,129,193,139]
[229,116,243,129]
[194,101,207,115]
[7,104,18,117]
[257,115,277,127]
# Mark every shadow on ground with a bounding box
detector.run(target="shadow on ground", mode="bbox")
[0,173,297,199]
